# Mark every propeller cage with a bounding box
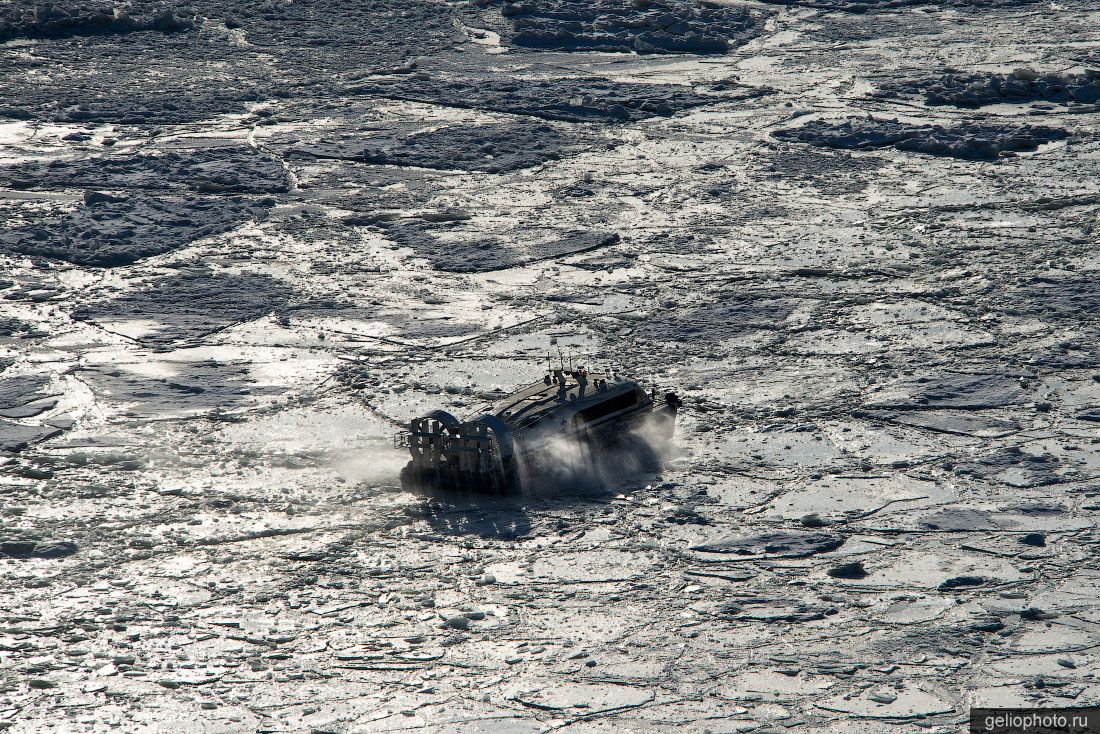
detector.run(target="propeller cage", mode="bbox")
[395,411,515,487]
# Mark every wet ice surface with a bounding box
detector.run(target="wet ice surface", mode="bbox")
[468,0,765,55]
[773,118,1069,160]
[880,69,1100,108]
[2,0,1100,732]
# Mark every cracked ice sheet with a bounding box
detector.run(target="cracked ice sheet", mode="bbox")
[4,0,1100,732]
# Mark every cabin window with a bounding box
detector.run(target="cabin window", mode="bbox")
[574,390,638,425]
